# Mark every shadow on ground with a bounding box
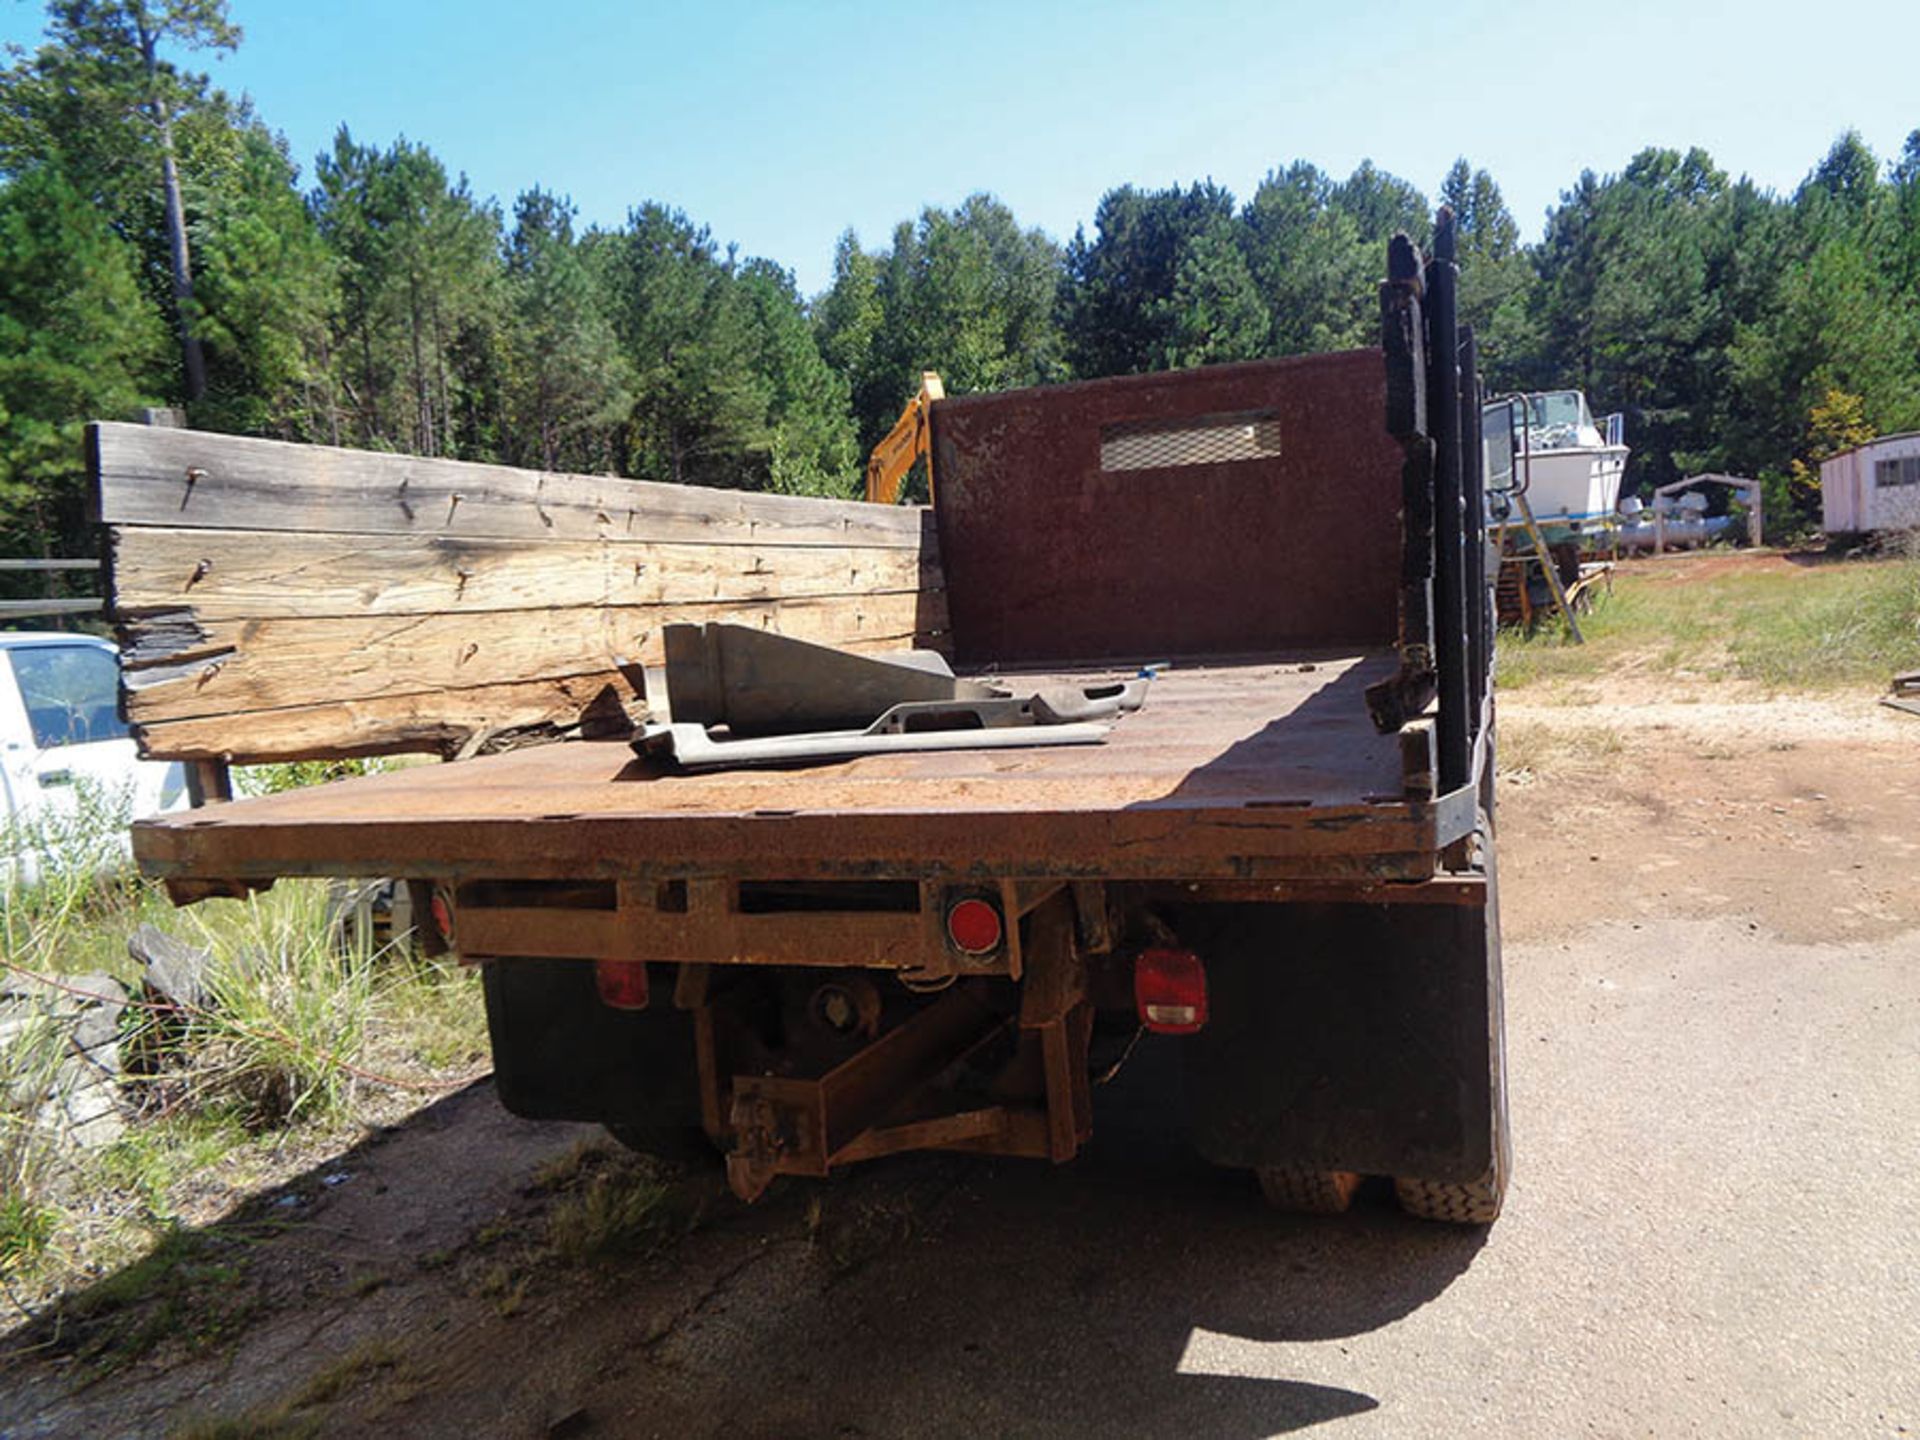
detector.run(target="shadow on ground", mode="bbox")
[1,1039,1485,1439]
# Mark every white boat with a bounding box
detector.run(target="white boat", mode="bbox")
[1485,391,1629,544]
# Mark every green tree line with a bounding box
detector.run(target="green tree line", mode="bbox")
[3,1,1916,566]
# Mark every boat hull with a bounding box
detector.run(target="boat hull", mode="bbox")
[1520,445,1628,541]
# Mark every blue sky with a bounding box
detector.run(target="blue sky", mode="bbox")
[5,0,1916,294]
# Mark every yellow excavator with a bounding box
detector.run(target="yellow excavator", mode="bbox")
[863,372,944,505]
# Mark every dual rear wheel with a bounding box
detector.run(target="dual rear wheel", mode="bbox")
[1254,1067,1510,1226]
[1255,1156,1506,1225]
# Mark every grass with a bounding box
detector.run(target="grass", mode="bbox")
[168,1336,409,1440]
[93,1110,251,1217]
[167,886,382,1128]
[57,1221,266,1369]
[0,770,488,1314]
[1494,720,1627,783]
[1495,547,1920,695]
[536,1141,679,1264]
[232,757,400,799]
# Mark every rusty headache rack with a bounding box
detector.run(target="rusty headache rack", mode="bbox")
[104,215,1506,1218]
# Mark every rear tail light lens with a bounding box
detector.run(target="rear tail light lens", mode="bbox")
[429,890,455,944]
[945,897,1004,955]
[595,960,651,1010]
[1135,948,1207,1034]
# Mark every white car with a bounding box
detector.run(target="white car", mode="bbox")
[0,633,186,881]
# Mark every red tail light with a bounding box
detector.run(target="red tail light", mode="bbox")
[1134,948,1207,1034]
[429,891,455,943]
[594,960,651,1010]
[945,897,1004,955]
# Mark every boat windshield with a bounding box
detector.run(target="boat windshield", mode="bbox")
[1523,391,1595,450]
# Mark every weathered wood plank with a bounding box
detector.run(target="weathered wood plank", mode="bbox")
[0,599,102,618]
[120,591,947,725]
[91,422,930,548]
[109,527,941,620]
[131,672,633,763]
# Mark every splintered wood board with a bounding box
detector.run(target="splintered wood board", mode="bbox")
[93,424,946,762]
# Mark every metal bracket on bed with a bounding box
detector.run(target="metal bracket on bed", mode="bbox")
[637,622,1148,770]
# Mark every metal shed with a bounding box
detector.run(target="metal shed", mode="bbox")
[1821,431,1920,536]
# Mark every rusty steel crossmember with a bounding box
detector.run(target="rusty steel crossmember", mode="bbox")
[721,983,1010,1201]
[713,897,1096,1202]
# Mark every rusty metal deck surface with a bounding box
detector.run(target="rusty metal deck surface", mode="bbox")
[134,653,1441,885]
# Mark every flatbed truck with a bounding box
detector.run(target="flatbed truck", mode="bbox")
[104,219,1507,1222]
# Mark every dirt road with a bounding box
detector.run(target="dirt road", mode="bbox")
[3,693,1917,1438]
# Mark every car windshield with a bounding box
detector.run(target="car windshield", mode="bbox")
[7,644,128,749]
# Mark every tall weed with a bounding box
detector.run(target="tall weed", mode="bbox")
[0,771,482,1293]
[172,885,381,1127]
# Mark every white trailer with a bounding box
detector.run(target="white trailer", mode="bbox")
[1821,432,1920,538]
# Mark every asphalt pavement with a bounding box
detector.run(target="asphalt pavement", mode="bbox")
[597,914,1920,1439]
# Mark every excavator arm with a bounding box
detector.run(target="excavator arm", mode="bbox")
[864,372,944,505]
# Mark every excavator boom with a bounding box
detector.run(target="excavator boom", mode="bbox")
[864,372,944,505]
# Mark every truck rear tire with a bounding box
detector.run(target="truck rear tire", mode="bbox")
[1393,969,1510,1225]
[1256,1167,1362,1214]
[1393,1168,1504,1224]
[1182,893,1505,1210]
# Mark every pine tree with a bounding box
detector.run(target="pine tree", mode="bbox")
[820,196,1062,447]
[598,204,767,487]
[502,188,629,473]
[0,164,161,551]
[1238,163,1373,355]
[1436,159,1534,385]
[192,127,338,439]
[734,258,858,495]
[813,231,892,449]
[3,2,241,404]
[1161,219,1266,367]
[1062,181,1242,376]
[311,129,503,457]
[1331,160,1430,248]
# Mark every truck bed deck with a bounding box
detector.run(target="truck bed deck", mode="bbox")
[134,652,1459,888]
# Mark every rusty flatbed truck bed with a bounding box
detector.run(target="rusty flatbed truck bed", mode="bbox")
[112,218,1507,1223]
[136,654,1450,886]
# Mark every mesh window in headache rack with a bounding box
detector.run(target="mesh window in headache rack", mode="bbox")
[1098,410,1282,472]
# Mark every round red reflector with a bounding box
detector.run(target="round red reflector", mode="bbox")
[429,892,454,941]
[594,960,651,1010]
[945,898,1003,955]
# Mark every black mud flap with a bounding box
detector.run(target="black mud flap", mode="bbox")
[1181,880,1503,1184]
[481,958,699,1128]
